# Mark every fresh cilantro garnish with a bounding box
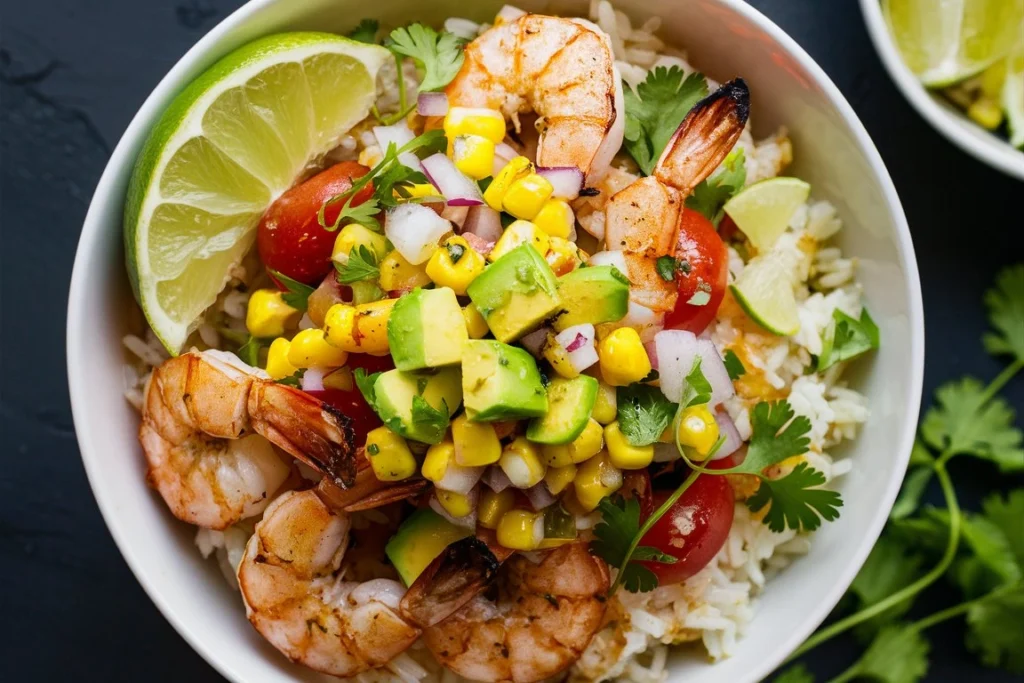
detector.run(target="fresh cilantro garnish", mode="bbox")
[276,369,305,387]
[348,18,380,43]
[410,395,449,444]
[818,307,881,371]
[446,240,465,263]
[336,245,380,284]
[723,349,746,380]
[655,255,678,281]
[366,443,380,455]
[966,583,1024,673]
[592,496,676,594]
[747,462,843,532]
[332,195,384,232]
[685,147,747,225]
[731,400,812,474]
[623,67,708,175]
[237,335,263,367]
[680,356,713,408]
[353,368,381,407]
[616,384,677,447]
[982,264,1024,364]
[386,24,465,92]
[269,270,315,311]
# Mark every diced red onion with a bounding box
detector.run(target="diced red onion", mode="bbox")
[417,92,450,116]
[497,4,527,22]
[588,250,628,277]
[713,410,743,460]
[537,166,584,200]
[430,491,477,529]
[462,205,503,243]
[524,483,556,511]
[441,203,469,227]
[554,324,598,373]
[520,327,551,358]
[644,340,659,371]
[493,141,519,177]
[421,153,484,206]
[435,462,484,495]
[461,232,495,257]
[373,122,422,172]
[482,466,512,493]
[301,368,325,392]
[621,301,664,343]
[654,331,734,407]
[698,339,736,407]
[565,333,586,352]
[385,203,452,265]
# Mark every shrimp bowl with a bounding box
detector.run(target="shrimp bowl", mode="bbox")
[67,1,924,682]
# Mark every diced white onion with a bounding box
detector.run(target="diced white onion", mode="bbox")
[588,250,628,276]
[713,410,743,460]
[300,368,325,392]
[497,5,527,22]
[421,153,484,206]
[435,462,484,495]
[443,17,481,40]
[524,483,556,510]
[654,331,735,407]
[621,301,664,343]
[373,121,422,172]
[493,142,519,176]
[482,466,512,493]
[417,91,450,116]
[441,203,469,227]
[554,324,598,373]
[385,203,452,265]
[600,465,623,489]
[698,340,736,408]
[536,166,584,200]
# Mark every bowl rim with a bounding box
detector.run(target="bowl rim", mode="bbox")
[67,0,925,681]
[858,0,1024,181]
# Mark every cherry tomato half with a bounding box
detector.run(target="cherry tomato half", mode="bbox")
[258,161,373,285]
[304,354,395,444]
[637,473,735,585]
[664,208,729,335]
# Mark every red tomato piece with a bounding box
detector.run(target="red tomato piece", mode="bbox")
[664,208,729,335]
[304,388,381,445]
[258,161,374,285]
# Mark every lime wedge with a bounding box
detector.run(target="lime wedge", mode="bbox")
[1004,49,1024,148]
[125,33,390,353]
[730,254,800,336]
[883,0,1024,87]
[723,177,810,253]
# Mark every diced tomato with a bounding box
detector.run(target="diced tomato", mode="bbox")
[304,388,381,445]
[664,208,729,335]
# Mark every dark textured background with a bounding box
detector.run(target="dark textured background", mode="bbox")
[1,0,1021,680]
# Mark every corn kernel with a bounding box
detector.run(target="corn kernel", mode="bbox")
[478,487,515,529]
[365,426,417,481]
[981,61,1006,98]
[332,223,388,264]
[452,413,502,466]
[404,183,440,199]
[532,199,575,239]
[379,250,431,292]
[444,107,507,143]
[591,381,617,424]
[605,421,654,469]
[451,134,496,180]
[245,289,299,339]
[265,337,298,380]
[968,96,1003,130]
[287,328,348,369]
[463,304,490,339]
[436,489,475,518]
[323,299,395,356]
[499,436,547,488]
[598,327,652,386]
[573,452,623,511]
[484,156,532,211]
[542,331,579,379]
[426,236,486,294]
[676,405,721,460]
[489,220,550,262]
[502,174,554,220]
[541,418,604,467]
[422,440,455,483]
[323,367,354,391]
[545,236,582,276]
[544,464,577,495]
[496,509,545,550]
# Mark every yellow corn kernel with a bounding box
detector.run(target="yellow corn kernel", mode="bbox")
[452,413,502,466]
[463,304,490,339]
[598,327,652,386]
[265,337,298,380]
[496,509,545,551]
[968,97,1003,130]
[483,156,533,210]
[287,328,348,369]
[605,421,654,470]
[404,183,440,199]
[541,418,604,467]
[379,250,431,292]
[478,488,515,529]
[365,426,417,481]
[532,199,575,239]
[323,299,395,356]
[444,107,507,143]
[426,236,487,295]
[245,289,299,339]
[422,440,455,483]
[436,489,474,518]
[676,404,721,460]
[502,174,554,220]
[452,134,496,180]
[323,367,354,391]
[489,220,550,262]
[499,436,548,488]
[544,464,577,495]
[542,332,580,379]
[573,452,623,512]
[981,61,1006,98]
[545,236,582,276]
[591,381,617,424]
[332,223,388,264]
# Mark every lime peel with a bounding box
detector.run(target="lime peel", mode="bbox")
[730,254,801,337]
[723,177,810,253]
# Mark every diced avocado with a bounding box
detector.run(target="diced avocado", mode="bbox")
[388,287,468,371]
[526,375,599,444]
[372,367,462,444]
[462,340,548,421]
[466,243,561,342]
[385,508,472,586]
[552,265,630,331]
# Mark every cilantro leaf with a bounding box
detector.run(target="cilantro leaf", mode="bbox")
[723,349,746,380]
[920,377,1024,472]
[680,356,713,408]
[348,18,380,44]
[410,395,450,444]
[336,245,380,284]
[269,270,315,311]
[730,400,812,474]
[848,534,925,640]
[655,255,678,281]
[623,67,708,175]
[966,582,1024,674]
[983,264,1024,363]
[354,368,381,408]
[387,24,466,92]
[331,195,382,232]
[276,369,305,387]
[616,384,677,446]
[592,496,675,594]
[685,147,747,225]
[818,307,880,371]
[771,664,815,683]
[237,335,262,367]
[855,624,930,683]
[747,462,843,532]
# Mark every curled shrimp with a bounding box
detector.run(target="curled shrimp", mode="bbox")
[446,14,625,182]
[237,489,420,677]
[139,349,357,529]
[605,79,749,312]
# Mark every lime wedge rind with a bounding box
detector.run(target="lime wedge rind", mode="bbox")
[730,254,801,337]
[723,177,811,253]
[1004,49,1024,148]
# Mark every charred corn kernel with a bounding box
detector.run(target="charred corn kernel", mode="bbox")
[444,107,507,143]
[502,174,554,220]
[532,199,574,239]
[968,97,1003,130]
[463,304,490,339]
[246,289,299,339]
[478,488,515,529]
[451,134,496,180]
[676,405,720,460]
[332,223,388,264]
[605,421,654,469]
[323,299,395,356]
[489,220,550,262]
[287,328,348,369]
[484,156,533,210]
[266,337,298,380]
[379,250,431,292]
[452,414,502,466]
[436,489,474,518]
[598,327,652,386]
[426,236,486,294]
[545,236,582,276]
[499,436,548,488]
[591,381,617,424]
[364,427,417,481]
[543,332,579,379]
[573,452,623,511]
[497,509,545,550]
[981,61,1006,98]
[544,464,577,495]
[405,183,440,199]
[323,367,354,391]
[541,419,604,467]
[422,440,455,483]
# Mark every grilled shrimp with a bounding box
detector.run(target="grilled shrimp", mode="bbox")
[446,14,625,182]
[419,543,610,683]
[140,349,357,529]
[237,489,420,677]
[605,79,749,312]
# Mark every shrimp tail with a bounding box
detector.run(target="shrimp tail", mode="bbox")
[654,78,750,193]
[400,536,503,628]
[316,470,430,512]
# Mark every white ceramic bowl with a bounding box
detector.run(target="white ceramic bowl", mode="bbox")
[859,0,1024,180]
[67,0,925,681]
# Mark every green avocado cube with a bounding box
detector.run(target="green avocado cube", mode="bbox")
[551,265,630,331]
[526,375,599,444]
[462,340,548,421]
[388,287,468,371]
[372,367,462,444]
[385,508,472,586]
[466,243,561,342]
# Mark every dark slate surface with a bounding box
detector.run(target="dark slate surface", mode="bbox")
[0,0,1021,680]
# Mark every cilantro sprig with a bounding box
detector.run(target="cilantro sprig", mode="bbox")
[269,269,315,311]
[347,18,380,44]
[623,67,708,175]
[686,147,747,225]
[336,245,381,284]
[818,307,880,372]
[386,24,466,93]
[593,496,677,593]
